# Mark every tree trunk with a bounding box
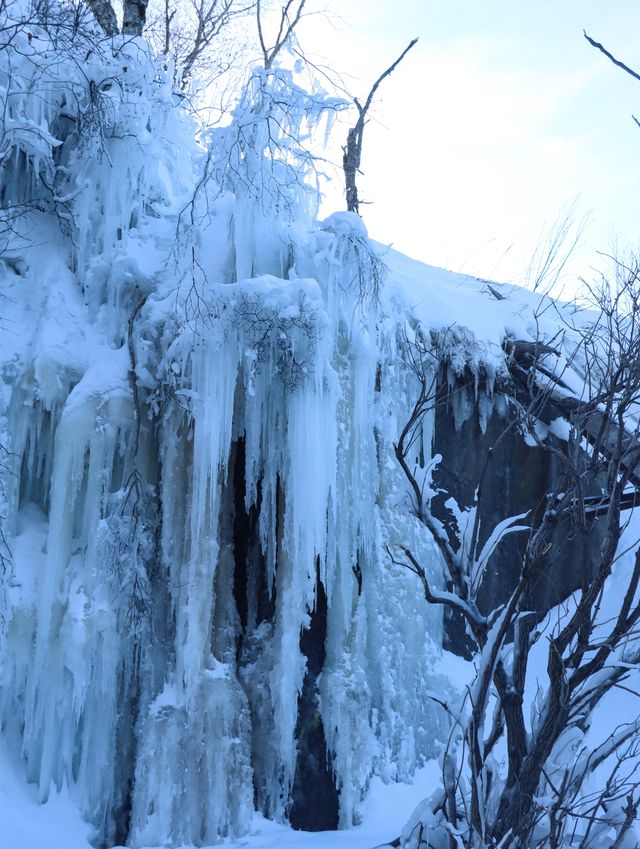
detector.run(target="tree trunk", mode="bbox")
[343,126,360,214]
[87,0,119,35]
[122,0,150,35]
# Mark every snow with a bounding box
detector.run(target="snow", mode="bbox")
[0,741,441,849]
[0,740,94,849]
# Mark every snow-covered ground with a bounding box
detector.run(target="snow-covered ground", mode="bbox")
[0,746,441,849]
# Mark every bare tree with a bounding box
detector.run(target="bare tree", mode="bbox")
[181,0,253,82]
[390,259,640,848]
[343,37,417,215]
[144,0,255,89]
[88,0,238,44]
[256,0,306,70]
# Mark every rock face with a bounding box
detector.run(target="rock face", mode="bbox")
[289,574,340,831]
[433,376,604,654]
[231,439,338,830]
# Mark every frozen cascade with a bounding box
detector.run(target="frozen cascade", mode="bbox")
[0,18,451,849]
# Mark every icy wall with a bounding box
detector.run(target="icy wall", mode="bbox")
[0,18,449,847]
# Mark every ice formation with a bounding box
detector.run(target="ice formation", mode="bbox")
[0,12,459,847]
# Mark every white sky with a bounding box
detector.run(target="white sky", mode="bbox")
[293,1,640,289]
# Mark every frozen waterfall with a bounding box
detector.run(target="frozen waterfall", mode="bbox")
[0,22,448,848]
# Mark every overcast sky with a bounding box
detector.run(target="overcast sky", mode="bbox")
[296,1,640,290]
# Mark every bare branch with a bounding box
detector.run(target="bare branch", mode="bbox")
[584,30,640,84]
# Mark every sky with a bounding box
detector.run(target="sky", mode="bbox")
[293,1,640,291]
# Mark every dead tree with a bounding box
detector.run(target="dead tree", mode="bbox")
[342,37,417,215]
[392,259,640,848]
